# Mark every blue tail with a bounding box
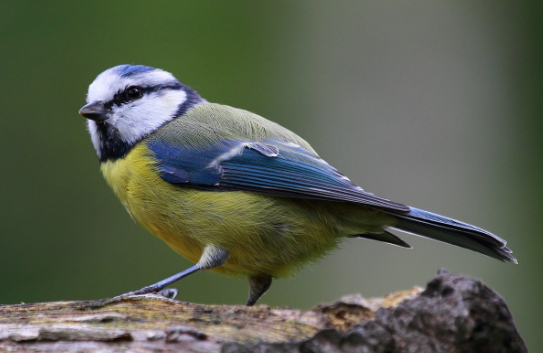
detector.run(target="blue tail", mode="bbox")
[390,207,516,263]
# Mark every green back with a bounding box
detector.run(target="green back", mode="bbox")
[152,103,317,154]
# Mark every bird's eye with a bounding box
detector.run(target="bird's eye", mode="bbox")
[125,86,143,100]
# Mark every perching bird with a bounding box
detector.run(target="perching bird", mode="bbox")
[79,64,516,306]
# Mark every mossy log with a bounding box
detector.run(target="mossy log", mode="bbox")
[0,270,526,353]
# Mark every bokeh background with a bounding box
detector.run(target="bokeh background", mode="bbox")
[0,1,541,350]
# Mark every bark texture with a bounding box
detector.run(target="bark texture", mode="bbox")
[0,269,526,353]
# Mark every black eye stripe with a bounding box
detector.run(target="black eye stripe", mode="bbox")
[106,82,184,108]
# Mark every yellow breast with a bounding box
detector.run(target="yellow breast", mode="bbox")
[100,144,205,264]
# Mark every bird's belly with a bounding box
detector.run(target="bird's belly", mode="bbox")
[99,145,380,278]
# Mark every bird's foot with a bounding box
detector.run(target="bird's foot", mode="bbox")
[79,288,178,311]
[113,287,178,300]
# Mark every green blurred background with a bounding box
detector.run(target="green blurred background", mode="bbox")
[0,1,541,350]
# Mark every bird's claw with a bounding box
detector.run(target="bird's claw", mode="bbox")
[157,288,178,299]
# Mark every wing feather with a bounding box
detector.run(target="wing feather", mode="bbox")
[148,136,409,212]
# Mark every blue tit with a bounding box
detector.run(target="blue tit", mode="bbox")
[79,64,516,306]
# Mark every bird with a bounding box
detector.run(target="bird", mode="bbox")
[79,64,516,306]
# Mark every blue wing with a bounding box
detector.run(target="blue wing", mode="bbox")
[147,138,409,212]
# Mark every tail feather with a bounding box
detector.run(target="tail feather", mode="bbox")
[350,230,412,249]
[390,207,517,263]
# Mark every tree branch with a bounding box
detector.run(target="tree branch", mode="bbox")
[0,269,526,353]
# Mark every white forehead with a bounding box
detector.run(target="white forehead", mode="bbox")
[86,65,177,103]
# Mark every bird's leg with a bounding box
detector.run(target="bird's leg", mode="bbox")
[246,274,272,306]
[114,265,200,299]
[114,245,229,299]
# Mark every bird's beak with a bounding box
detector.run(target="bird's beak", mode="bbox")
[79,101,109,121]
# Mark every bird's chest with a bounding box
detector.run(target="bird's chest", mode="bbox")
[99,144,204,262]
[100,145,161,216]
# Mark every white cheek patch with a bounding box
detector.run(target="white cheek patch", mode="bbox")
[109,89,188,144]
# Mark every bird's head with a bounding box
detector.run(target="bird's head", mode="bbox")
[79,64,203,161]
